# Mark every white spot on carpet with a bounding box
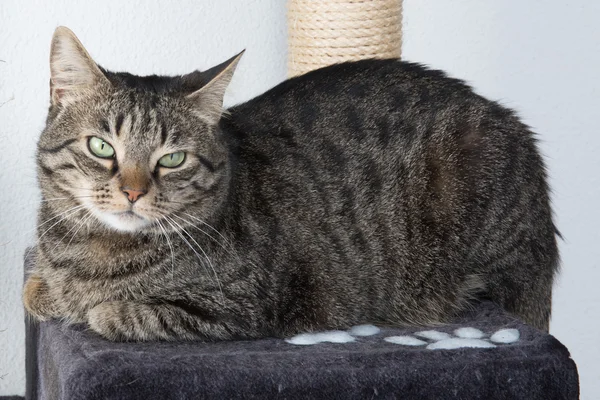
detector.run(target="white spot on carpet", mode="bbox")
[426,338,496,350]
[349,324,381,336]
[415,330,451,341]
[384,336,427,346]
[285,331,356,345]
[285,325,521,349]
[490,328,520,344]
[454,327,484,339]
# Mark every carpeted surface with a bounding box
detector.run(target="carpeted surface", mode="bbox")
[26,300,579,400]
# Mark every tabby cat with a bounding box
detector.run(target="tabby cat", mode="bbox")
[23,27,559,341]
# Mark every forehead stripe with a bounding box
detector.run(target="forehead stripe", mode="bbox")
[197,155,216,172]
[160,120,168,145]
[38,138,78,154]
[115,113,125,136]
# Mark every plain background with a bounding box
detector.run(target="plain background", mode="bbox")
[0,0,598,397]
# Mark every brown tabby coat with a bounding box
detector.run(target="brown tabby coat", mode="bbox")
[23,27,559,341]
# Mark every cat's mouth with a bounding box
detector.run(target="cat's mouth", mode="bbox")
[113,210,148,226]
[93,209,152,232]
[117,211,143,220]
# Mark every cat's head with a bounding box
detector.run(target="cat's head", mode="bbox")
[37,27,242,233]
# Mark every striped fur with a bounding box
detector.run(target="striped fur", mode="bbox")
[24,27,559,341]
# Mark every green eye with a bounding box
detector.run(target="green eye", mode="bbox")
[88,137,115,158]
[158,152,186,168]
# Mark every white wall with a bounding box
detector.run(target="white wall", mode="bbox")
[1,0,598,397]
[402,1,600,398]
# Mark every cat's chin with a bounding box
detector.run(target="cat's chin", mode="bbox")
[97,211,152,233]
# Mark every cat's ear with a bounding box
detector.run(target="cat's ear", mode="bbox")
[185,51,244,124]
[49,26,110,106]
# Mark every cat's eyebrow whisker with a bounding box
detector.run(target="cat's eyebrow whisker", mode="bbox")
[164,216,225,304]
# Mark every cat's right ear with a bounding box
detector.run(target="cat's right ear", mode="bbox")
[49,26,110,107]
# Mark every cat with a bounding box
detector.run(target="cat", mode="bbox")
[23,26,559,342]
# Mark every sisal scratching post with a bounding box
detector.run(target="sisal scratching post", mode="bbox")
[287,0,403,77]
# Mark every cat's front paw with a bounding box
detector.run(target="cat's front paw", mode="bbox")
[23,275,59,321]
[88,301,130,341]
[88,301,165,342]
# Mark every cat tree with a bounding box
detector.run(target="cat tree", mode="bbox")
[287,0,402,76]
[24,3,579,399]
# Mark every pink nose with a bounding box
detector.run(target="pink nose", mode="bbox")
[121,188,146,203]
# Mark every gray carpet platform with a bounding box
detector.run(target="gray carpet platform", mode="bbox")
[25,300,579,399]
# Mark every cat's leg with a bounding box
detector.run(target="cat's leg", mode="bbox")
[87,301,252,341]
[23,274,60,320]
[486,266,555,332]
[484,239,558,332]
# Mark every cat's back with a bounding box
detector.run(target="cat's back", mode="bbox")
[222,58,550,262]
[221,58,531,253]
[224,58,522,161]
[227,59,481,137]
[223,58,531,197]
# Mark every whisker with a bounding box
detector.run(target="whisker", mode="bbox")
[24,204,87,259]
[62,211,95,256]
[156,218,175,281]
[39,195,94,202]
[14,198,94,241]
[183,213,231,247]
[164,216,225,304]
[163,218,209,275]
[171,214,224,249]
[173,214,261,275]
[51,210,90,253]
[177,214,269,276]
[25,204,87,237]
[35,205,87,241]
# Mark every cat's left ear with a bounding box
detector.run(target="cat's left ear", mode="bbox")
[185,51,244,124]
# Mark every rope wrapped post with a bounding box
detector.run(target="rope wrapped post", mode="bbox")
[287,0,403,77]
